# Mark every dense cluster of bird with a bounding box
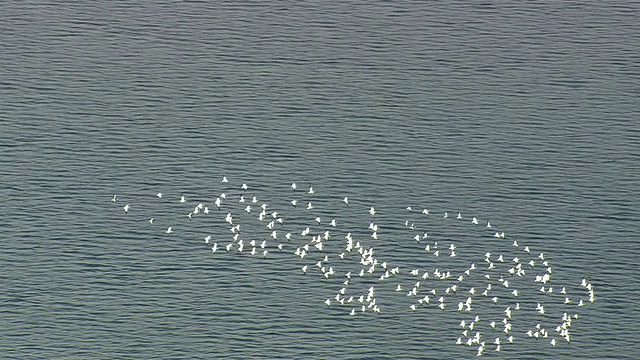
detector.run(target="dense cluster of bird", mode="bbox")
[111,177,596,356]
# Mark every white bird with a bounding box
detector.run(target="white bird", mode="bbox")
[291,199,297,207]
[302,265,308,274]
[148,218,153,225]
[291,183,297,191]
[457,212,462,219]
[123,204,130,213]
[205,235,211,244]
[180,195,186,203]
[443,212,448,218]
[166,226,173,234]
[308,186,314,194]
[211,243,218,253]
[472,217,478,224]
[156,192,162,198]
[343,197,349,206]
[241,183,248,191]
[222,176,228,183]
[111,194,117,202]
[369,207,376,216]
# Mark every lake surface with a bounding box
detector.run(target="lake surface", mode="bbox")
[1,1,638,359]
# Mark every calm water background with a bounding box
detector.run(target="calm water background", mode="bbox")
[1,1,638,359]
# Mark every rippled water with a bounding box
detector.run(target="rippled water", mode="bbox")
[1,1,638,359]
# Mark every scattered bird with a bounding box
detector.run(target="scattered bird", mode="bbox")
[111,178,597,357]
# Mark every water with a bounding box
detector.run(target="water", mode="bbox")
[1,1,638,359]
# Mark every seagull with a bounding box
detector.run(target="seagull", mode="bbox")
[369,207,376,216]
[457,213,462,219]
[308,186,314,194]
[180,195,186,203]
[343,197,349,206]
[241,183,248,191]
[222,176,228,183]
[123,204,130,213]
[211,243,218,253]
[166,226,173,234]
[156,192,162,198]
[111,194,117,202]
[443,212,448,218]
[291,183,297,191]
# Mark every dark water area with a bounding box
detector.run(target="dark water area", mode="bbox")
[1,2,638,359]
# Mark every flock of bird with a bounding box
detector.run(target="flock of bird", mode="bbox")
[111,176,596,356]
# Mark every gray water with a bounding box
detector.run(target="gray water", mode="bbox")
[1,1,638,359]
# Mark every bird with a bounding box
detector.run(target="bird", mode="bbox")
[123,204,130,214]
[222,176,228,183]
[111,194,117,202]
[107,177,598,356]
